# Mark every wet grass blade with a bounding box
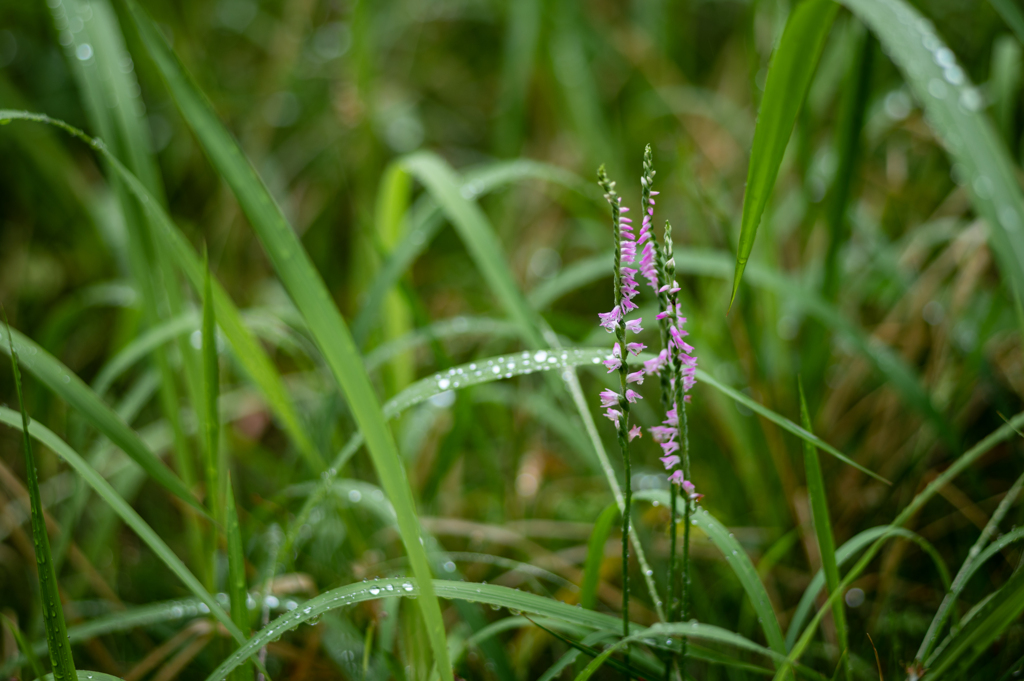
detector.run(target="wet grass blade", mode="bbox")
[123,8,453,678]
[840,0,1024,309]
[206,579,785,681]
[798,381,848,674]
[730,0,838,308]
[580,503,618,611]
[0,322,205,516]
[5,315,77,681]
[225,476,253,681]
[0,407,255,663]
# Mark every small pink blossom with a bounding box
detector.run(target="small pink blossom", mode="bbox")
[603,408,622,426]
[625,319,643,334]
[624,389,642,403]
[649,425,677,443]
[668,469,686,485]
[626,342,646,356]
[660,454,681,469]
[599,390,620,409]
[628,425,642,441]
[626,370,645,384]
[660,441,680,456]
[598,307,621,332]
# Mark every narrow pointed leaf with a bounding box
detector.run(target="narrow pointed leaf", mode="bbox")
[798,381,848,672]
[731,0,838,307]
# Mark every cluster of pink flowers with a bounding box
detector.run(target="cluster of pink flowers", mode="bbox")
[596,151,700,498]
[647,278,700,495]
[598,188,648,428]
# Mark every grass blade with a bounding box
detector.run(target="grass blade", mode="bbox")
[536,248,954,446]
[123,8,453,678]
[634,491,786,660]
[797,381,848,674]
[840,0,1024,310]
[782,411,1024,671]
[785,525,950,651]
[0,407,254,659]
[730,0,838,307]
[400,152,546,346]
[202,256,222,520]
[698,371,887,483]
[580,503,618,611]
[925,564,1024,678]
[0,323,205,516]
[5,315,77,681]
[916,469,1024,662]
[0,110,323,470]
[225,476,253,681]
[206,579,786,681]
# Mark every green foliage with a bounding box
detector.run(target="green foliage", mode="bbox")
[2,0,1024,677]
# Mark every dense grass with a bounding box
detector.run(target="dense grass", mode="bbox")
[1,0,1024,679]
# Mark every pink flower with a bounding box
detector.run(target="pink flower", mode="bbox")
[643,349,668,375]
[626,342,645,356]
[624,389,642,403]
[681,480,695,495]
[626,370,645,384]
[660,454,681,469]
[668,470,686,485]
[649,425,677,443]
[628,425,642,441]
[603,408,622,426]
[660,441,680,456]
[603,354,622,372]
[625,319,643,334]
[598,307,621,333]
[599,390,620,409]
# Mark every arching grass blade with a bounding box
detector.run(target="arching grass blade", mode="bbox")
[0,323,204,516]
[0,407,257,665]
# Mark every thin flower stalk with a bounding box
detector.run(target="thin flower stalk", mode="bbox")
[596,165,645,647]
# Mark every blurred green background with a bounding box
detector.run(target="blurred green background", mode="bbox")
[1,0,1024,678]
